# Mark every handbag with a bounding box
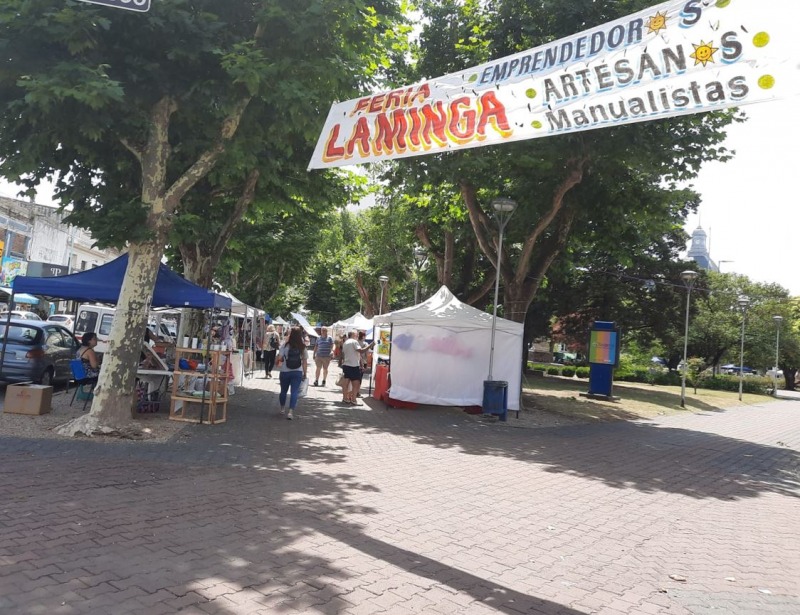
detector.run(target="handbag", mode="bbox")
[335,374,345,387]
[298,377,309,398]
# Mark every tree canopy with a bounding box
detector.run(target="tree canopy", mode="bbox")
[0,0,407,433]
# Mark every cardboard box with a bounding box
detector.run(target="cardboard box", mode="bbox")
[5,384,53,415]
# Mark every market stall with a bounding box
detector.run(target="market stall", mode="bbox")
[5,255,233,408]
[379,286,523,410]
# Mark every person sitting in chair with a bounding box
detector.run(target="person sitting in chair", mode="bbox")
[76,332,101,379]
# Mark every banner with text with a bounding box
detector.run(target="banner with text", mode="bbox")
[310,0,795,169]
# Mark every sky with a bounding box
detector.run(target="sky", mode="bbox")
[680,0,799,295]
[1,0,798,294]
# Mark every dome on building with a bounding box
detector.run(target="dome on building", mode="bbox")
[686,225,718,272]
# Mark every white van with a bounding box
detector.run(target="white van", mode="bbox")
[74,305,116,353]
[74,305,179,354]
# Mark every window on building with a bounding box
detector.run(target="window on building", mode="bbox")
[7,232,29,259]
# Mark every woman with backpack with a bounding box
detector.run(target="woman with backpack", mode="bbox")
[275,325,307,420]
[262,324,280,378]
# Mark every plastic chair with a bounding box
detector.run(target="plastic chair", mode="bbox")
[69,359,97,411]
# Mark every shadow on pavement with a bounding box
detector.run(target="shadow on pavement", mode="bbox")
[1,378,798,614]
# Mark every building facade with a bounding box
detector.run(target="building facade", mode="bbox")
[0,195,120,288]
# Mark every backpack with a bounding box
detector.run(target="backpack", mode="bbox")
[269,334,279,351]
[285,346,302,369]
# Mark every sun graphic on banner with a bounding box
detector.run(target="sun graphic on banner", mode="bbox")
[646,11,668,34]
[690,41,719,66]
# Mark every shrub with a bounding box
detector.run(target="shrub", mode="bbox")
[615,366,651,383]
[575,366,590,379]
[651,370,682,386]
[562,367,575,377]
[699,375,771,395]
[546,366,561,376]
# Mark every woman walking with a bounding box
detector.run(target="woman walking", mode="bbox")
[262,324,279,378]
[276,325,307,420]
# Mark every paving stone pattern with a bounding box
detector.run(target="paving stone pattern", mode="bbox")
[1,369,798,614]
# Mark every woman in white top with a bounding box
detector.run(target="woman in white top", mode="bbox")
[275,325,307,420]
[341,330,374,405]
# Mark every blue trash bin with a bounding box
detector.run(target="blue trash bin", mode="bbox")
[482,380,508,422]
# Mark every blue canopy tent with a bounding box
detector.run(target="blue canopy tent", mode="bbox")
[11,254,231,309]
[0,254,233,385]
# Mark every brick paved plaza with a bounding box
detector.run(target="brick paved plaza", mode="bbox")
[1,374,798,614]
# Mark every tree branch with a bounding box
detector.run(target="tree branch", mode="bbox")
[525,205,576,298]
[120,137,143,165]
[415,224,445,284]
[211,168,260,258]
[461,180,497,266]
[464,274,496,307]
[514,155,588,287]
[164,95,253,208]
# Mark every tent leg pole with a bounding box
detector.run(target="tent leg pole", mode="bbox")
[0,293,15,372]
[368,324,376,396]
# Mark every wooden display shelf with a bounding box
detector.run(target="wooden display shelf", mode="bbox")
[169,348,231,424]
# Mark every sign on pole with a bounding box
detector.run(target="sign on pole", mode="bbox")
[76,0,150,12]
[309,0,796,169]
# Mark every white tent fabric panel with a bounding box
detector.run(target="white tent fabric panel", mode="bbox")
[290,312,319,339]
[382,286,523,410]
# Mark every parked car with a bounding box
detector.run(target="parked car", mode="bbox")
[147,321,176,342]
[0,310,42,321]
[47,314,75,330]
[721,364,756,375]
[0,320,79,385]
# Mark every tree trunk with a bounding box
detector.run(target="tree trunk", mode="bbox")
[57,90,252,437]
[59,233,167,435]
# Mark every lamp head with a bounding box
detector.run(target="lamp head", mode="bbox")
[413,247,426,264]
[680,270,698,287]
[491,198,517,213]
[737,295,750,310]
[773,315,784,325]
[378,275,389,285]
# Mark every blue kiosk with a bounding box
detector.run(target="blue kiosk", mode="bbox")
[583,321,621,401]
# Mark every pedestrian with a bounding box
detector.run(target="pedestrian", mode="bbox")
[341,330,374,405]
[312,326,334,386]
[275,325,307,420]
[262,324,279,378]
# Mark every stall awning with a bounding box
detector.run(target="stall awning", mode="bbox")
[0,287,39,305]
[12,254,232,309]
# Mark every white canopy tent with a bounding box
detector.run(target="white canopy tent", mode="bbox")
[332,311,374,332]
[380,286,523,410]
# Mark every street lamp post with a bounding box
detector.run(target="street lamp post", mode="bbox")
[488,198,517,380]
[413,247,426,305]
[378,275,389,315]
[737,296,750,401]
[680,270,699,408]
[773,315,783,397]
[369,275,389,397]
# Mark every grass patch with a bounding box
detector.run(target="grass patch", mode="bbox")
[522,374,774,422]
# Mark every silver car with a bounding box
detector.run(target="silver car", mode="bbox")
[47,314,75,330]
[0,320,79,385]
[1,310,42,321]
